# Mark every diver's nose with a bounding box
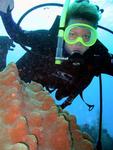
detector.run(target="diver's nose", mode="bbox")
[76,42,83,46]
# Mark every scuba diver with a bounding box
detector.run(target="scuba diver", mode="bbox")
[0,0,113,109]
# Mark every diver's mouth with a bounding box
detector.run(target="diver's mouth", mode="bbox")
[71,50,81,54]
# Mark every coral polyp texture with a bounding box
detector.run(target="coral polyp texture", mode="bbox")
[0,63,94,150]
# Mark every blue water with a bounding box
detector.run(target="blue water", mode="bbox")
[0,0,113,146]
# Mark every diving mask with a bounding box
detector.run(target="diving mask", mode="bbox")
[64,23,98,47]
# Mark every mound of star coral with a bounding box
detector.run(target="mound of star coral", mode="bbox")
[0,63,94,150]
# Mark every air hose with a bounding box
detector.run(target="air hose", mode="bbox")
[96,74,103,150]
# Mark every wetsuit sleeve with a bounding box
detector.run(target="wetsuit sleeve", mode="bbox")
[1,11,48,47]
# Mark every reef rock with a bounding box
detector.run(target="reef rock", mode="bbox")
[0,63,94,150]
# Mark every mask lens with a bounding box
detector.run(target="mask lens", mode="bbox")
[64,23,97,46]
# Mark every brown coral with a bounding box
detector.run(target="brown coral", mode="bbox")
[0,63,94,150]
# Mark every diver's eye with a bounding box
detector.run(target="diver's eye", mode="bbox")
[82,34,90,41]
[68,32,78,39]
[69,32,75,36]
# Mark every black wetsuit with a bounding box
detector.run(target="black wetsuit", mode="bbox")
[1,12,113,107]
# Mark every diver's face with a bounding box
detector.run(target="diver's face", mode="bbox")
[64,19,91,55]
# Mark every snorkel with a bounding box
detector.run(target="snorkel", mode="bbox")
[55,0,70,65]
